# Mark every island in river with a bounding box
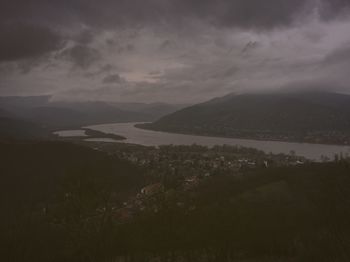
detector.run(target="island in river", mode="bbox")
[54,127,126,141]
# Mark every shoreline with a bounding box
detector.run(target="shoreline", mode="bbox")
[135,124,350,147]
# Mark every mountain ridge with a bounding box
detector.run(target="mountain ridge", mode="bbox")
[138,91,350,145]
[0,95,186,130]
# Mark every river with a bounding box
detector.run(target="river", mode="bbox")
[76,122,350,161]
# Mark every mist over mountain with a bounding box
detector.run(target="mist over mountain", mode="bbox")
[0,96,185,130]
[140,91,350,144]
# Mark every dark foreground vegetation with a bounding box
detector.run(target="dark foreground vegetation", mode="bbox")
[1,141,350,261]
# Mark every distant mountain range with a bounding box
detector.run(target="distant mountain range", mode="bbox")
[139,92,350,145]
[0,96,187,127]
[0,96,186,139]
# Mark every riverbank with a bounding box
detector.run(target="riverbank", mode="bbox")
[82,122,350,161]
[136,123,350,146]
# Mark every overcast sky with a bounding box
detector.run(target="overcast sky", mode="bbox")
[1,0,350,103]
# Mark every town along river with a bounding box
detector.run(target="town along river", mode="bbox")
[53,122,350,161]
[81,122,350,161]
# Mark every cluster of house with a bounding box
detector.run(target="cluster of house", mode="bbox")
[87,144,307,223]
[116,150,306,175]
[113,182,164,222]
[89,143,306,170]
[112,162,213,222]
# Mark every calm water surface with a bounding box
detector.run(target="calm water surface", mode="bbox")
[85,122,350,161]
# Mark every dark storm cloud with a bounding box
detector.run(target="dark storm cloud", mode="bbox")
[0,0,76,25]
[2,0,350,101]
[1,0,349,64]
[0,22,62,62]
[2,0,350,30]
[60,0,350,29]
[102,74,123,84]
[75,30,95,45]
[60,44,100,69]
[318,0,350,19]
[68,0,307,29]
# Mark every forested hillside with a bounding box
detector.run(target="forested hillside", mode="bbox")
[1,141,350,261]
[140,92,350,144]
